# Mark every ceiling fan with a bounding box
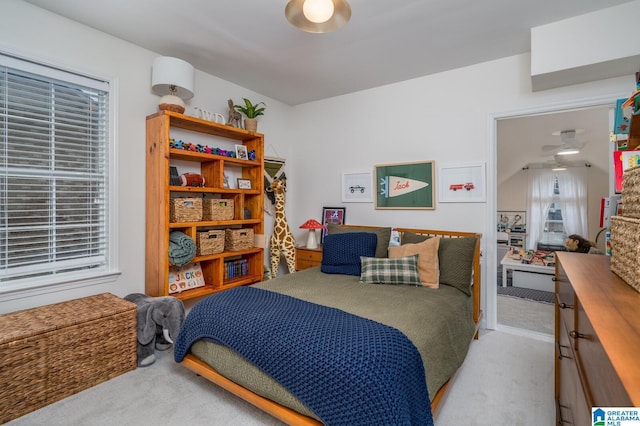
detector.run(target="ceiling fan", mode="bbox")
[542,129,586,155]
[548,154,570,171]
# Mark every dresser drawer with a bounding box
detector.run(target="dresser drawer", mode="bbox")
[297,249,322,262]
[296,246,323,271]
[557,319,589,426]
[556,272,576,350]
[575,303,632,406]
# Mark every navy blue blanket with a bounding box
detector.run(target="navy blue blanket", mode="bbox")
[174,287,433,426]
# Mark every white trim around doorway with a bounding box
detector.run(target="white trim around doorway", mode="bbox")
[485,94,625,330]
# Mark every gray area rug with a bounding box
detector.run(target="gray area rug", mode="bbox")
[497,286,555,304]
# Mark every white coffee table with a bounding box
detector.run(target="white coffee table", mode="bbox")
[500,251,555,291]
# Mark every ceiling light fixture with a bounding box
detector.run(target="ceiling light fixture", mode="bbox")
[556,147,580,156]
[285,0,351,33]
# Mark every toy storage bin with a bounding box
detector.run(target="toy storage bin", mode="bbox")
[621,165,640,219]
[610,215,640,293]
[196,229,225,255]
[225,228,254,251]
[0,293,136,423]
[202,198,234,221]
[170,197,202,223]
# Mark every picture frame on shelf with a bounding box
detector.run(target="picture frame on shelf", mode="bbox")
[438,163,486,203]
[374,161,435,209]
[237,178,252,190]
[235,144,248,160]
[320,207,346,242]
[341,169,373,202]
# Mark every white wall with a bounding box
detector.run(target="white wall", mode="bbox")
[531,0,640,91]
[0,0,294,313]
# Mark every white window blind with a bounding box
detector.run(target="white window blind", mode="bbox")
[0,55,110,287]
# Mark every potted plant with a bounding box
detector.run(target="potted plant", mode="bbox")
[234,98,266,132]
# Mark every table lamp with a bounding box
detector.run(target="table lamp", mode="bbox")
[151,56,194,114]
[299,219,324,249]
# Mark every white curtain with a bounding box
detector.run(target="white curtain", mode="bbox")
[556,167,588,237]
[526,169,556,250]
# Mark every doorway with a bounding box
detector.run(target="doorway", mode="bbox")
[487,99,615,336]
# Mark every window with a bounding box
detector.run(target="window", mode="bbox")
[541,179,565,246]
[526,167,588,251]
[0,53,115,293]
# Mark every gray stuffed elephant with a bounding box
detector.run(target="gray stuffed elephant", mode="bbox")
[124,293,185,367]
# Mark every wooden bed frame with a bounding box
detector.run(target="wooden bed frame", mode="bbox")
[180,227,482,425]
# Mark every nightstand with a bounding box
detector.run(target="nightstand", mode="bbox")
[296,245,323,270]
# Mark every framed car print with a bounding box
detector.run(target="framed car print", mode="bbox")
[438,163,486,203]
[341,170,373,202]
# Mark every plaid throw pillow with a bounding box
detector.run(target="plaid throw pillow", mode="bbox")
[359,254,421,285]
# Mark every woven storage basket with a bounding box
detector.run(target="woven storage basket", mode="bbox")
[170,197,202,223]
[0,293,136,423]
[203,199,234,221]
[610,215,640,293]
[225,228,254,251]
[621,165,640,219]
[196,229,225,255]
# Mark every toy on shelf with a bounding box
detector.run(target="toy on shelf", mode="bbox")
[169,139,240,158]
[179,173,205,187]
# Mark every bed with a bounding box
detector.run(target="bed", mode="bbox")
[175,227,482,425]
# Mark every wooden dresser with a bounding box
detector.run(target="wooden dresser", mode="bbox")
[555,252,640,425]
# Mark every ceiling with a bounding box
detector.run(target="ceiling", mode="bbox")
[497,105,613,186]
[25,0,633,106]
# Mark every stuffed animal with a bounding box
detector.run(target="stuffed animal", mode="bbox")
[564,234,597,254]
[124,294,185,367]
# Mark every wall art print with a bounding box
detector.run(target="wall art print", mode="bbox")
[374,161,435,209]
[341,169,373,202]
[438,163,486,203]
[320,207,346,242]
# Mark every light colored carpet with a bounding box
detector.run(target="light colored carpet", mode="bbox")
[437,330,554,426]
[7,330,554,426]
[497,294,554,335]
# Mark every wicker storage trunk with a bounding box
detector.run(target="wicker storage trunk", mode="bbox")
[202,199,234,221]
[225,228,254,251]
[621,165,640,219]
[0,293,137,423]
[610,215,640,293]
[170,197,202,223]
[196,229,225,255]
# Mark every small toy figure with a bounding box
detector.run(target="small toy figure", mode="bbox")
[227,99,242,128]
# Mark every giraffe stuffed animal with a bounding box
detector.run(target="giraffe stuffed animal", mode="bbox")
[269,177,296,276]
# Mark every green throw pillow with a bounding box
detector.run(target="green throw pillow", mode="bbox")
[327,224,392,258]
[401,231,429,245]
[437,237,477,296]
[359,254,421,286]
